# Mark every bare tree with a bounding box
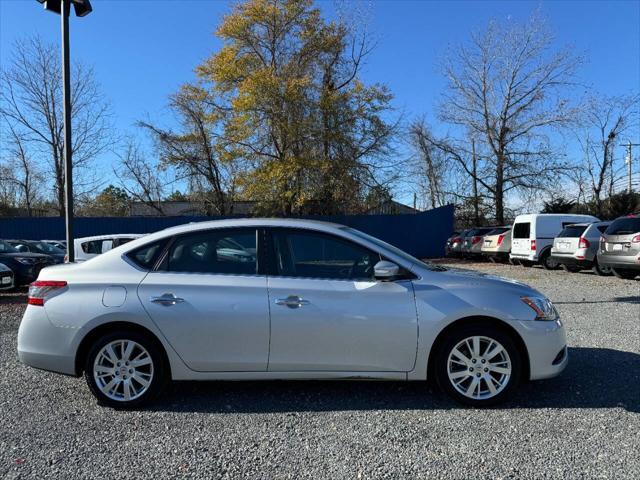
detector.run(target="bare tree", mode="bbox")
[114,141,171,216]
[438,14,580,223]
[0,36,112,216]
[1,123,44,216]
[138,84,243,215]
[577,93,640,215]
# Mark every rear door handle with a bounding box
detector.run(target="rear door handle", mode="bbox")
[150,293,185,306]
[275,295,310,309]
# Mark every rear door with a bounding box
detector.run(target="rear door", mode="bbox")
[553,225,587,254]
[266,228,418,372]
[603,217,640,258]
[138,228,270,372]
[511,222,531,254]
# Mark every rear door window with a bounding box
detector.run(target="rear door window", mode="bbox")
[557,225,587,238]
[606,217,640,235]
[513,223,530,238]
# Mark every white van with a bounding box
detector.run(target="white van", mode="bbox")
[510,214,599,269]
[72,234,144,262]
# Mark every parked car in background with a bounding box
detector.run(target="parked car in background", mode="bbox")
[550,222,612,275]
[0,262,15,291]
[510,214,600,269]
[597,215,640,280]
[6,240,66,264]
[0,240,55,285]
[446,230,469,258]
[42,240,67,251]
[74,234,144,262]
[445,231,461,257]
[18,218,567,409]
[481,227,512,262]
[461,227,496,258]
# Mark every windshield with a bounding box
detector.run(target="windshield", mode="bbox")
[606,217,640,235]
[557,225,588,238]
[31,241,64,254]
[341,227,446,271]
[0,240,19,254]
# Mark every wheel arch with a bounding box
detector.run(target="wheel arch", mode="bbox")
[74,321,171,378]
[426,316,530,383]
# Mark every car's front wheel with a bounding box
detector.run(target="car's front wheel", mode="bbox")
[435,325,522,407]
[612,268,639,280]
[84,330,167,409]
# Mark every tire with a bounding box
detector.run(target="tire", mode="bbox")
[540,250,559,270]
[592,258,613,277]
[612,268,639,280]
[435,324,522,407]
[84,330,168,409]
[560,264,581,273]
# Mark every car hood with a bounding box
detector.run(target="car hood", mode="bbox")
[416,266,542,297]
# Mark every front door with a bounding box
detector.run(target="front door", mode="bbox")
[138,228,270,372]
[266,228,418,372]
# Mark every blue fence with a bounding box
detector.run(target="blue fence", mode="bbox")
[0,204,454,258]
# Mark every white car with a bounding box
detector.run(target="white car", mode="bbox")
[73,234,144,262]
[510,214,599,269]
[18,219,567,408]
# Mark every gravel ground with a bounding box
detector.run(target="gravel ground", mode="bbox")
[1,262,639,479]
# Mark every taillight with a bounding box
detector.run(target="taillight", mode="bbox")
[497,234,505,246]
[531,240,536,251]
[632,235,640,243]
[27,280,67,306]
[472,236,482,245]
[579,237,590,248]
[452,237,461,243]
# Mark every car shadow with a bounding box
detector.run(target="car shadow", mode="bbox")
[149,347,639,414]
[0,292,27,305]
[555,296,640,305]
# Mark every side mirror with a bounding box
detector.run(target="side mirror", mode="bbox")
[16,245,29,253]
[374,260,400,281]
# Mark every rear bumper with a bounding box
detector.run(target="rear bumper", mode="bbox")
[482,251,509,259]
[597,254,640,270]
[510,252,537,262]
[17,305,78,376]
[550,254,592,268]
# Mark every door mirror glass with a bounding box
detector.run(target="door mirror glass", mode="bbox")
[374,260,400,280]
[16,245,29,253]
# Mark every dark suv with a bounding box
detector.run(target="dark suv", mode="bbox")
[597,215,640,280]
[0,240,55,286]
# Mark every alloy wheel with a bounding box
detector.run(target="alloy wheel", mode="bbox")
[93,339,154,402]
[446,336,512,400]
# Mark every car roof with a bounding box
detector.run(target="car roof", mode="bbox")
[75,234,145,242]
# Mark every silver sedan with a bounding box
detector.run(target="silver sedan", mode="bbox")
[18,219,567,408]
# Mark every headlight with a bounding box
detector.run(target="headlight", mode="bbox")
[15,257,36,265]
[521,296,558,321]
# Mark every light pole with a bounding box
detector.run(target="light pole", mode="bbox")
[36,0,92,262]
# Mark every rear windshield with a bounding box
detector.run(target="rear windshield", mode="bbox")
[467,228,493,236]
[513,223,531,239]
[557,225,588,238]
[486,227,510,236]
[605,217,640,235]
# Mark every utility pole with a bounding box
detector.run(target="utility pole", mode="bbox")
[623,142,640,193]
[36,0,92,262]
[61,0,74,261]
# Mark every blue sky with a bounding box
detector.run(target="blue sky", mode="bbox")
[1,0,639,203]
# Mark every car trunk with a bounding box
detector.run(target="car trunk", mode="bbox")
[603,218,640,257]
[553,225,588,254]
[511,222,532,255]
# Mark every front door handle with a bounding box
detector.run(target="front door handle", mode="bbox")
[275,295,310,309]
[150,293,185,306]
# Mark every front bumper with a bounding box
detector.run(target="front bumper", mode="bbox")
[0,272,14,290]
[511,317,568,380]
[17,305,78,376]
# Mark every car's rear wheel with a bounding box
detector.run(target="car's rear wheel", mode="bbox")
[540,250,559,270]
[612,268,639,280]
[84,330,167,409]
[435,325,522,407]
[592,258,612,276]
